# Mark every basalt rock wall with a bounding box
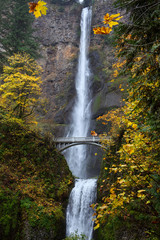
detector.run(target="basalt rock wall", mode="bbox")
[34,1,82,135]
[35,0,123,136]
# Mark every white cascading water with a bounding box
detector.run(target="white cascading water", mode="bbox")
[65,3,97,240]
[66,6,92,179]
[66,179,97,239]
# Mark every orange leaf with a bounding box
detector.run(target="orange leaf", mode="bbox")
[29,2,38,13]
[91,131,98,136]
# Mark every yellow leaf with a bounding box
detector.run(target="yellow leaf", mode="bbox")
[138,189,146,193]
[110,13,121,19]
[137,193,146,199]
[94,223,100,230]
[93,26,112,35]
[128,149,134,155]
[127,121,132,127]
[30,1,48,18]
[118,179,125,184]
[115,16,123,21]
[113,70,118,77]
[132,123,137,129]
[103,13,123,25]
[108,21,119,28]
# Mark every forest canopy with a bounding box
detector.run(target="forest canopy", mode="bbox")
[92,0,160,239]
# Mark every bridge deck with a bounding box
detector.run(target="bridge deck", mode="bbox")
[54,136,110,152]
[54,137,101,143]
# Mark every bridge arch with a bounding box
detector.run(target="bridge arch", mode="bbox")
[58,142,107,152]
[54,136,109,152]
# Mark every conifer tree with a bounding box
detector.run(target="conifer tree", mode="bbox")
[0,0,38,69]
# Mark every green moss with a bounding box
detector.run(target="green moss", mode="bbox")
[0,190,20,240]
[92,93,103,114]
[93,75,101,82]
[96,216,122,240]
[0,113,73,239]
[96,216,156,240]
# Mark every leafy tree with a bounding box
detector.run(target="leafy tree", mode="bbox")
[113,0,160,131]
[0,53,42,121]
[0,112,73,239]
[92,0,160,238]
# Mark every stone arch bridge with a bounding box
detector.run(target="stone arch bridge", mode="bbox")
[54,137,109,152]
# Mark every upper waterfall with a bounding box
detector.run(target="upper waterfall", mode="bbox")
[65,7,92,179]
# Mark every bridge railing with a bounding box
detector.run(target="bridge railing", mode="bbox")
[54,136,110,152]
[54,137,101,143]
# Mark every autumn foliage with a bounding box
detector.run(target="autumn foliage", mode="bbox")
[29,1,48,18]
[0,116,73,238]
[93,13,123,35]
[92,1,160,238]
[0,53,42,121]
[0,53,73,238]
[0,1,75,238]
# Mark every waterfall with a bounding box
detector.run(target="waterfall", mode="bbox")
[66,179,97,239]
[66,6,92,179]
[65,4,97,240]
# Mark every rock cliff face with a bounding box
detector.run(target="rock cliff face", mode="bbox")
[34,1,82,135]
[35,0,122,136]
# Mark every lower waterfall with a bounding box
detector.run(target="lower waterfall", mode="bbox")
[66,179,97,239]
[65,4,97,240]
